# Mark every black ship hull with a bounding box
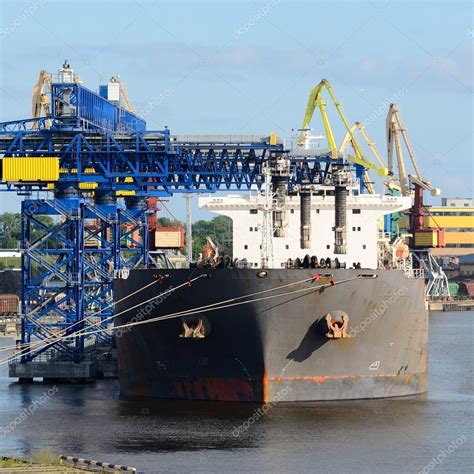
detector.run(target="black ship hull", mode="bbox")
[114,268,428,402]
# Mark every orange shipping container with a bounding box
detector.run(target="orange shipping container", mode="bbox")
[0,294,19,314]
[154,227,184,249]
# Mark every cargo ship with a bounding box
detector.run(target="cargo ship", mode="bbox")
[113,155,428,403]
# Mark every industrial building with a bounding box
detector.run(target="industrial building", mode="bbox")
[429,197,474,256]
[459,253,474,277]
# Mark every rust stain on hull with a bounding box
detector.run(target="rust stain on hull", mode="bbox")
[173,377,254,402]
[263,370,269,403]
[269,373,422,383]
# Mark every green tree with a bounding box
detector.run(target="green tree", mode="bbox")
[157,217,183,227]
[192,215,232,258]
[0,213,55,249]
[0,213,21,248]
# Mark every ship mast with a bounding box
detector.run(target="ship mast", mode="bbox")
[260,163,274,268]
[185,194,193,266]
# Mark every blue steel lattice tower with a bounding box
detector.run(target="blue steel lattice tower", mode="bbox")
[0,62,341,366]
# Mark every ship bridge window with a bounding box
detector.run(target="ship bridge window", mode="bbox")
[357,226,361,231]
[363,244,366,249]
[249,227,253,231]
[285,245,289,249]
[249,209,258,214]
[244,245,248,250]
[352,209,361,214]
[290,209,294,214]
[326,245,330,249]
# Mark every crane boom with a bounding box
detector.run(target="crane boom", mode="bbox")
[31,70,52,129]
[339,121,390,194]
[110,75,137,114]
[339,122,388,176]
[298,80,388,195]
[298,80,337,153]
[298,79,364,160]
[386,103,439,197]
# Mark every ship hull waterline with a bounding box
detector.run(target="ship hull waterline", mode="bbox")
[113,268,428,403]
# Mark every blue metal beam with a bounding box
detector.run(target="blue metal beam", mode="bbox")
[0,91,346,363]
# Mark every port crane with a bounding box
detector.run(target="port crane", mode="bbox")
[297,79,388,193]
[386,103,440,199]
[1,63,351,368]
[339,121,389,194]
[31,70,53,129]
[385,103,449,298]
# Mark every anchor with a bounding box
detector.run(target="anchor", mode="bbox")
[325,311,350,339]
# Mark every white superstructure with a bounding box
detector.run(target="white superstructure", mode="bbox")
[199,188,412,269]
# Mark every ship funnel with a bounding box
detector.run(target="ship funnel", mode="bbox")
[300,190,311,248]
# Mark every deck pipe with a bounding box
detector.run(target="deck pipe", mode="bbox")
[334,181,347,254]
[272,176,287,237]
[300,191,311,249]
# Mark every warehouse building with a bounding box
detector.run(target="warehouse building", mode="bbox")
[429,198,473,257]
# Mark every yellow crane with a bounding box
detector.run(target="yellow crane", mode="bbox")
[298,79,352,156]
[298,79,388,193]
[31,70,53,129]
[339,121,389,194]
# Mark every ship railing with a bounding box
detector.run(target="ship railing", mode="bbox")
[7,348,57,365]
[404,268,425,279]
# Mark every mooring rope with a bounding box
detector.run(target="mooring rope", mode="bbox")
[0,275,164,353]
[1,274,369,365]
[3,273,313,357]
[0,275,205,365]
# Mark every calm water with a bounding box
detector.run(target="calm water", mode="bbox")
[0,311,472,473]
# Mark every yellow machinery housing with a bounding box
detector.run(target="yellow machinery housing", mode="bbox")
[2,157,59,182]
[414,230,441,248]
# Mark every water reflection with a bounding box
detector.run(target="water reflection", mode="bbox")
[0,312,471,474]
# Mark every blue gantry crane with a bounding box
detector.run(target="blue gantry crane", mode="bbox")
[0,62,349,371]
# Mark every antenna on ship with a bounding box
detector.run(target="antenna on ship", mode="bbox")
[185,194,193,265]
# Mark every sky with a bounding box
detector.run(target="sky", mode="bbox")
[0,0,472,221]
